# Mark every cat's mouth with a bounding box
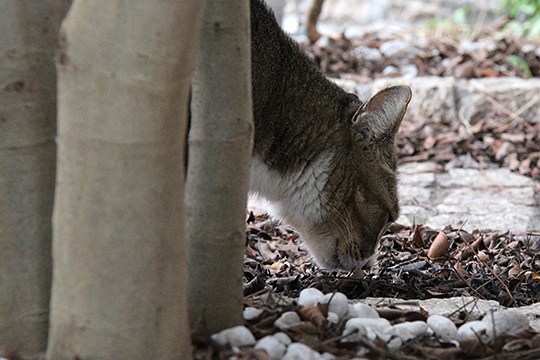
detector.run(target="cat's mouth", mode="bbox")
[336,251,376,272]
[304,235,376,272]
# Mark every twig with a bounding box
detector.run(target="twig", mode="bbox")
[463,238,516,306]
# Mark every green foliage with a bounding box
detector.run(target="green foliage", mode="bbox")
[502,0,540,37]
[506,55,533,77]
[453,5,471,26]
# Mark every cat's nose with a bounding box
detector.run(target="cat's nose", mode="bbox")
[337,253,375,272]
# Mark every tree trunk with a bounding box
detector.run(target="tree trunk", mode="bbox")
[47,1,206,359]
[187,0,253,336]
[0,1,70,355]
[306,0,325,43]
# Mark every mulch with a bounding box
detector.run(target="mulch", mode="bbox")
[244,214,540,308]
[194,214,540,359]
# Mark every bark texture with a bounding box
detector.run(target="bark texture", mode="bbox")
[187,0,253,336]
[0,1,70,354]
[47,1,206,359]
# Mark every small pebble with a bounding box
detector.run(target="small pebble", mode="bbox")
[211,325,256,347]
[427,314,459,344]
[387,337,403,352]
[342,317,392,342]
[379,39,418,59]
[274,311,301,330]
[273,332,292,345]
[255,335,287,360]
[382,65,399,76]
[243,307,264,321]
[482,309,530,339]
[350,303,379,319]
[298,288,325,307]
[327,311,339,324]
[323,292,349,319]
[283,342,322,360]
[321,352,337,360]
[353,46,383,63]
[385,321,429,343]
[458,320,488,353]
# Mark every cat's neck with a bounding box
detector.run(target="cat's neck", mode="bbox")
[249,150,333,230]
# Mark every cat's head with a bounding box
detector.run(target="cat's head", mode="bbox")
[299,85,412,271]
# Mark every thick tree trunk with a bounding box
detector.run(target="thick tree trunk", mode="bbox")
[0,1,70,355]
[47,1,206,359]
[187,0,253,336]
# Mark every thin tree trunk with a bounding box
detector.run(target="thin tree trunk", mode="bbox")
[0,1,70,355]
[47,1,206,359]
[187,0,253,336]
[306,0,325,43]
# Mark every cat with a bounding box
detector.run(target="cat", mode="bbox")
[251,0,410,271]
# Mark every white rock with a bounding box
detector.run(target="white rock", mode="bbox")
[342,317,392,342]
[211,332,228,346]
[275,311,301,330]
[353,46,383,62]
[320,352,337,360]
[458,39,496,54]
[382,65,400,76]
[385,321,429,343]
[387,337,403,352]
[298,288,325,307]
[274,331,292,345]
[458,320,488,352]
[379,39,418,59]
[482,309,530,339]
[327,311,339,324]
[211,325,256,347]
[351,303,380,319]
[401,64,419,78]
[243,307,264,321]
[347,304,358,318]
[521,44,536,53]
[323,292,349,319]
[427,314,459,343]
[283,342,322,360]
[255,335,287,360]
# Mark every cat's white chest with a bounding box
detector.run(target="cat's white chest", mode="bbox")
[249,153,332,227]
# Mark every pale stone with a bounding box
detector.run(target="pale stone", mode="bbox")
[351,303,380,319]
[275,311,301,330]
[460,78,540,124]
[243,307,264,321]
[283,342,322,360]
[298,288,325,307]
[342,317,392,342]
[255,335,287,360]
[427,314,459,343]
[274,332,292,346]
[211,325,256,347]
[323,292,349,319]
[327,312,340,324]
[385,321,429,343]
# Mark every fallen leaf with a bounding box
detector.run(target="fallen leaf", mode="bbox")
[428,232,449,259]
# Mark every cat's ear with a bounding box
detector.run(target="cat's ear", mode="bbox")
[352,85,411,142]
